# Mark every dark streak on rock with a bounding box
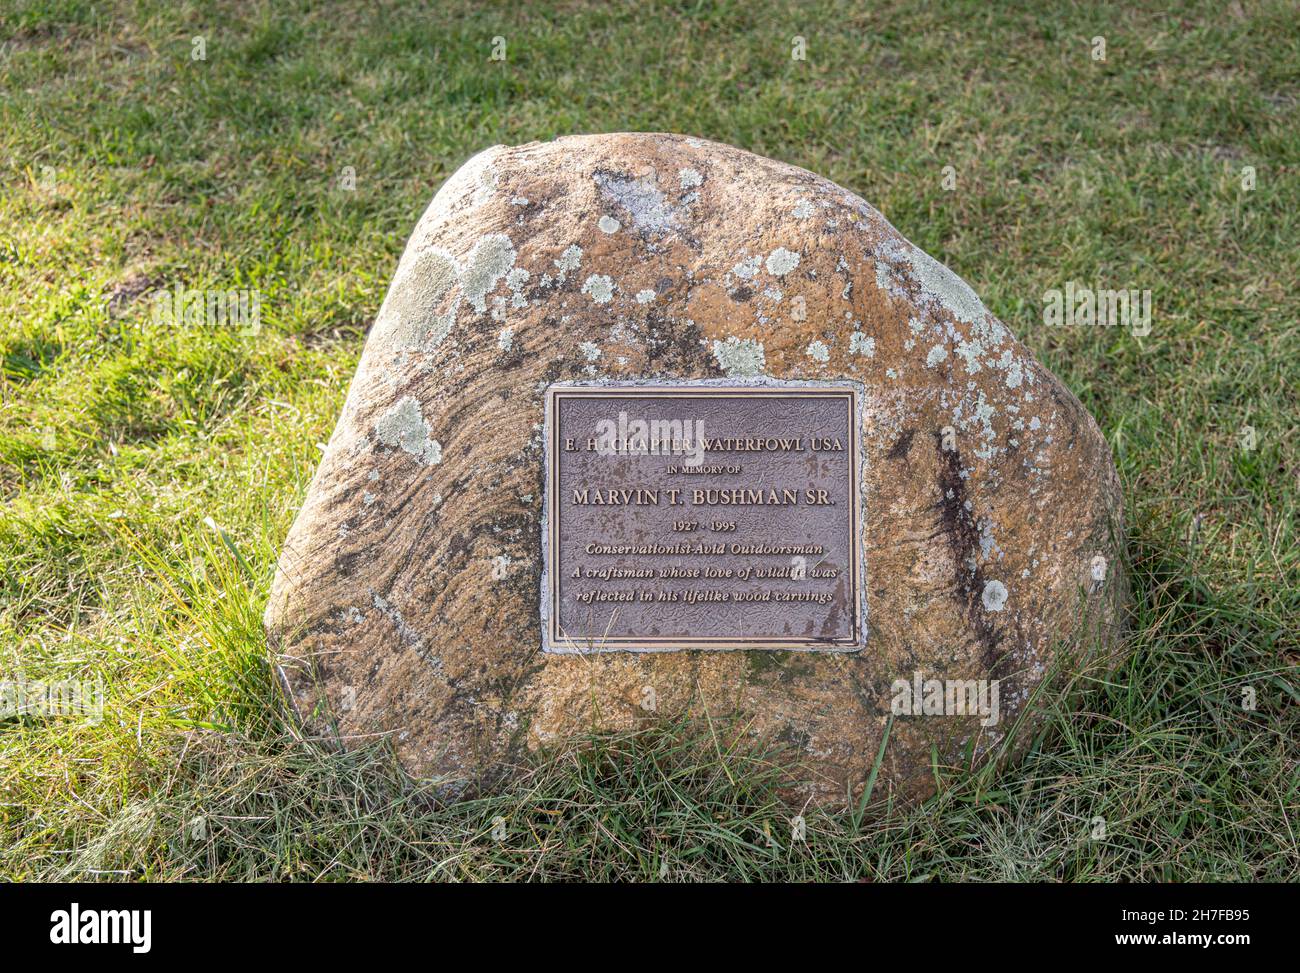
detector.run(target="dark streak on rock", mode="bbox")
[888,428,915,461]
[932,431,1007,674]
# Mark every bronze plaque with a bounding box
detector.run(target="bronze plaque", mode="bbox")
[542,383,864,652]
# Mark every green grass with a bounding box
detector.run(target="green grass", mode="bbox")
[1,0,1297,881]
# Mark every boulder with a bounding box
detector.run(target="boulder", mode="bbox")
[265,133,1127,805]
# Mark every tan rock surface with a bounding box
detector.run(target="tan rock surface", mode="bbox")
[265,133,1127,805]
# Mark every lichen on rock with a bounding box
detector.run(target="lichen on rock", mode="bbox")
[373,396,442,466]
[712,336,766,377]
[460,233,517,314]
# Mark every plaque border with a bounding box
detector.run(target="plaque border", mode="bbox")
[541,380,866,653]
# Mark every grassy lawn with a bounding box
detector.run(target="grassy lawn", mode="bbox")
[1,0,1296,881]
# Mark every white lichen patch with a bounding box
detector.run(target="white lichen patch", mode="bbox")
[954,338,983,374]
[765,247,801,276]
[792,199,815,218]
[579,341,601,362]
[471,161,499,208]
[806,340,830,363]
[981,580,1008,612]
[374,247,459,353]
[635,289,656,304]
[925,344,949,367]
[554,244,582,282]
[678,167,703,189]
[732,255,762,279]
[608,320,637,347]
[968,390,997,441]
[978,521,1002,563]
[873,239,911,299]
[374,396,442,466]
[505,266,530,308]
[461,233,516,314]
[598,215,621,234]
[711,336,765,377]
[581,274,615,303]
[593,171,677,234]
[905,245,987,324]
[497,327,515,352]
[1004,359,1024,389]
[875,261,906,299]
[849,332,875,358]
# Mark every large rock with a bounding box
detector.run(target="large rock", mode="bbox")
[265,133,1127,806]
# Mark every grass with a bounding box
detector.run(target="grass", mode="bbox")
[0,0,1297,881]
